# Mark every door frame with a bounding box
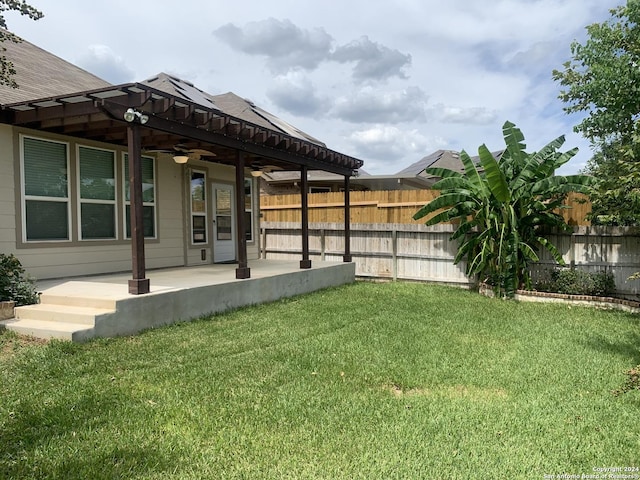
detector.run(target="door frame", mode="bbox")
[212,182,236,263]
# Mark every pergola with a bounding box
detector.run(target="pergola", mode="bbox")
[1,82,364,294]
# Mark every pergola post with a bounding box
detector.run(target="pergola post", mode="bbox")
[235,151,251,279]
[300,165,311,269]
[127,123,150,294]
[343,175,352,262]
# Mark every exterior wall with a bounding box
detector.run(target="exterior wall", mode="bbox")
[0,125,15,256]
[2,126,260,281]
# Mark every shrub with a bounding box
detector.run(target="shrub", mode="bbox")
[0,254,39,306]
[534,267,615,297]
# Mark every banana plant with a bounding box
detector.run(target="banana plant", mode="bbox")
[413,121,594,297]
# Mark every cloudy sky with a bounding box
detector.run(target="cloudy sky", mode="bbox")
[7,0,621,174]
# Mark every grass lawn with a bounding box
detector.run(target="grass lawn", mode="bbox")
[1,282,639,479]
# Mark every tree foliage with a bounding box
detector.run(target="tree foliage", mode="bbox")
[413,121,594,298]
[552,1,640,225]
[0,0,43,88]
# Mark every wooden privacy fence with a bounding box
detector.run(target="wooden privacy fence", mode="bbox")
[260,222,640,300]
[260,190,592,226]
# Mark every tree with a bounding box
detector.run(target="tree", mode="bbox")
[413,121,594,298]
[552,0,640,225]
[0,0,43,88]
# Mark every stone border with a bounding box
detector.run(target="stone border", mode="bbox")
[478,284,640,313]
[0,301,15,320]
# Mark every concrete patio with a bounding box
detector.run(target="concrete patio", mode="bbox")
[0,260,356,342]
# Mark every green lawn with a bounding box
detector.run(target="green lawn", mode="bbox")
[1,282,639,479]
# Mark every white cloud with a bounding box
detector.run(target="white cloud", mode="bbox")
[76,45,134,84]
[347,125,446,173]
[432,104,499,125]
[267,73,329,116]
[213,18,333,73]
[333,86,428,123]
[331,35,411,82]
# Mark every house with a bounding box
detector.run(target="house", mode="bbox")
[260,169,434,195]
[396,149,505,179]
[0,35,363,340]
[260,149,504,196]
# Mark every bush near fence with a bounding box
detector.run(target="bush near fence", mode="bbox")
[260,191,592,226]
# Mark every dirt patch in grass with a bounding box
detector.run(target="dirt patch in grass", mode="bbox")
[0,331,48,361]
[386,383,508,401]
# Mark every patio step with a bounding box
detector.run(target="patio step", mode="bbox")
[1,298,116,341]
[39,293,118,310]
[0,318,94,341]
[14,304,114,325]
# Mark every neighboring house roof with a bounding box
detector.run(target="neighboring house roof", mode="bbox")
[396,149,505,177]
[0,32,111,104]
[262,168,434,191]
[142,73,325,146]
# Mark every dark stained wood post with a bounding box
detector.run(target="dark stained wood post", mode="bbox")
[127,123,150,294]
[300,165,311,269]
[235,151,251,279]
[343,175,352,262]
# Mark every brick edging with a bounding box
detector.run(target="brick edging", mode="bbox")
[478,283,640,313]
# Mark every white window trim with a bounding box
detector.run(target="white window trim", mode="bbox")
[122,153,157,240]
[245,177,254,243]
[77,145,117,241]
[20,134,72,243]
[190,169,207,245]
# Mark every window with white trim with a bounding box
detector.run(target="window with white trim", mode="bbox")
[123,154,156,239]
[244,178,254,242]
[190,170,207,244]
[22,136,70,241]
[78,146,116,240]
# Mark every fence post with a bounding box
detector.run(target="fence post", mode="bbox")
[392,228,398,281]
[320,229,326,261]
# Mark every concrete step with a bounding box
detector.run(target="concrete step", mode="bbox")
[38,293,118,310]
[15,304,114,325]
[0,318,94,341]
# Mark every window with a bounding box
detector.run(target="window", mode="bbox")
[190,170,207,244]
[123,154,156,238]
[244,178,254,242]
[22,137,70,241]
[78,146,116,240]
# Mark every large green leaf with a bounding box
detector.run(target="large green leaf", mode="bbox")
[423,167,464,180]
[459,149,488,199]
[511,136,566,197]
[531,174,595,195]
[413,192,477,220]
[430,176,472,191]
[502,121,527,167]
[479,144,510,203]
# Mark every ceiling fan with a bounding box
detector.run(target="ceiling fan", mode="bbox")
[145,144,217,163]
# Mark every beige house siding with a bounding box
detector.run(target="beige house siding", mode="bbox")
[2,127,260,280]
[0,125,15,254]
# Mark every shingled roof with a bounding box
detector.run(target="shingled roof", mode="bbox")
[396,149,504,177]
[142,73,325,147]
[0,32,110,104]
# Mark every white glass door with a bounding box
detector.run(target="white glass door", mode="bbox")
[212,183,235,263]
